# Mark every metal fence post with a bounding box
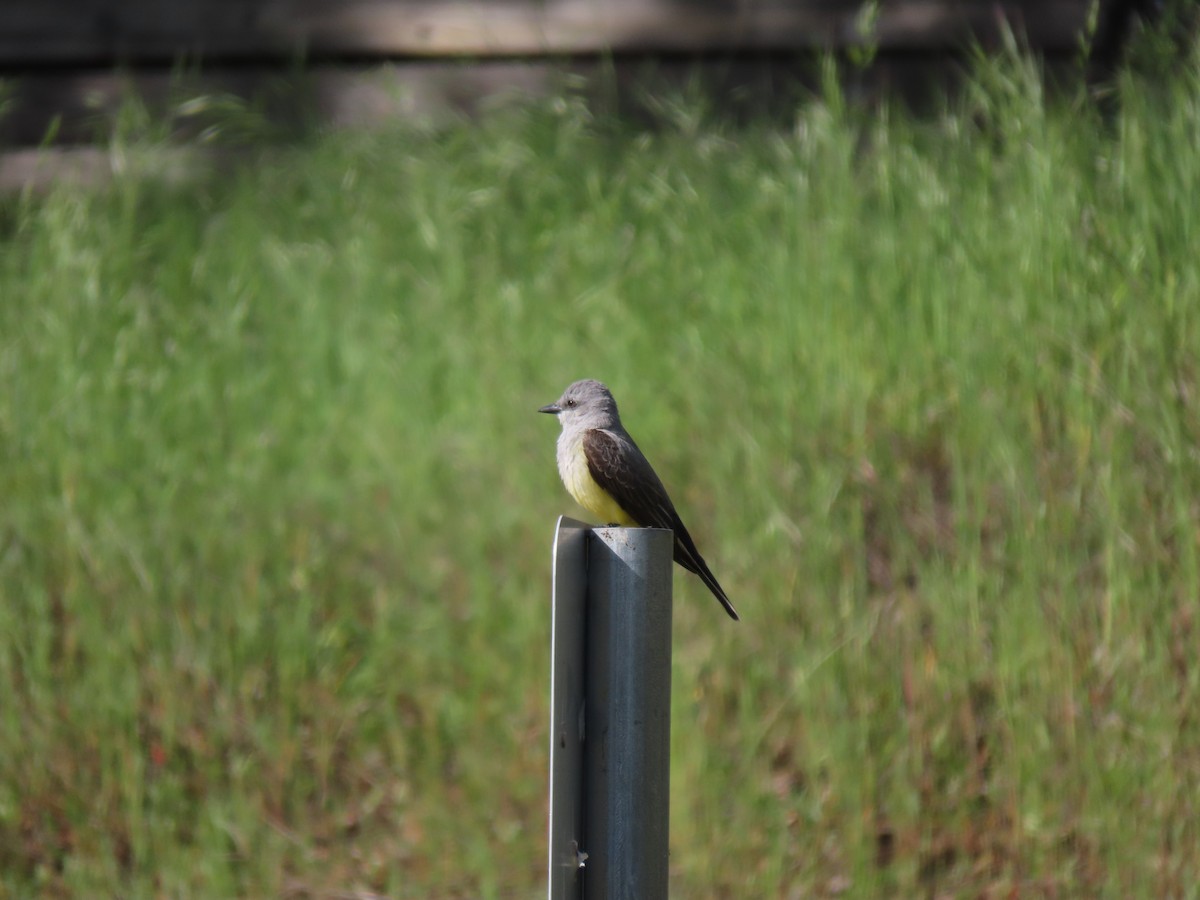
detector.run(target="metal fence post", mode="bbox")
[548,517,588,899]
[549,518,674,900]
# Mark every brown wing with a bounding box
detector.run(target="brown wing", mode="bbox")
[582,428,739,621]
[581,428,677,531]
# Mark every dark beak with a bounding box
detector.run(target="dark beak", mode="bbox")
[538,402,562,414]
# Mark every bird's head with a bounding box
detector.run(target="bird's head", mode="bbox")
[538,379,621,428]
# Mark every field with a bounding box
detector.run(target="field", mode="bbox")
[2,46,1199,897]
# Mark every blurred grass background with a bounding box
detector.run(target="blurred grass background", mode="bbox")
[1,42,1199,898]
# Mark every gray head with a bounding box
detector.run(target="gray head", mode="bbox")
[538,379,622,429]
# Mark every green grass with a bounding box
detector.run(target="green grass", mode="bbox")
[2,47,1199,897]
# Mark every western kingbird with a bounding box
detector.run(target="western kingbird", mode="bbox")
[539,379,739,621]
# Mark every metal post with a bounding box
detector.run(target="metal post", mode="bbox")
[548,517,589,899]
[585,526,674,899]
[549,519,674,900]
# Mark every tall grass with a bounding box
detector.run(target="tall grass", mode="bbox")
[1,46,1198,897]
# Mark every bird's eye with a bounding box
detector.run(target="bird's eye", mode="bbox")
[565,399,577,408]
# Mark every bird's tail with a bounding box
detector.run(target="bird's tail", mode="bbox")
[672,525,739,621]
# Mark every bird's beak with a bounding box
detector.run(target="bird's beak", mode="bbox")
[538,402,562,415]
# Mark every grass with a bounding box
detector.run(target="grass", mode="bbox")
[1,45,1199,897]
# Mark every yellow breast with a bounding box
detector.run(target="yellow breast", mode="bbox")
[558,432,636,526]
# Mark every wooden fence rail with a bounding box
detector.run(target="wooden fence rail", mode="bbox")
[2,0,1092,64]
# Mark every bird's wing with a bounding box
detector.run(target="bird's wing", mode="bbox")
[583,426,740,620]
[581,428,678,530]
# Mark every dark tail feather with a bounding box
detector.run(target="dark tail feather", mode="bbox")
[672,525,739,621]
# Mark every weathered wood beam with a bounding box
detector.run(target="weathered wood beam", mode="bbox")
[0,0,1090,64]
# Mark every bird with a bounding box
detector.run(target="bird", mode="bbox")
[539,379,739,621]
